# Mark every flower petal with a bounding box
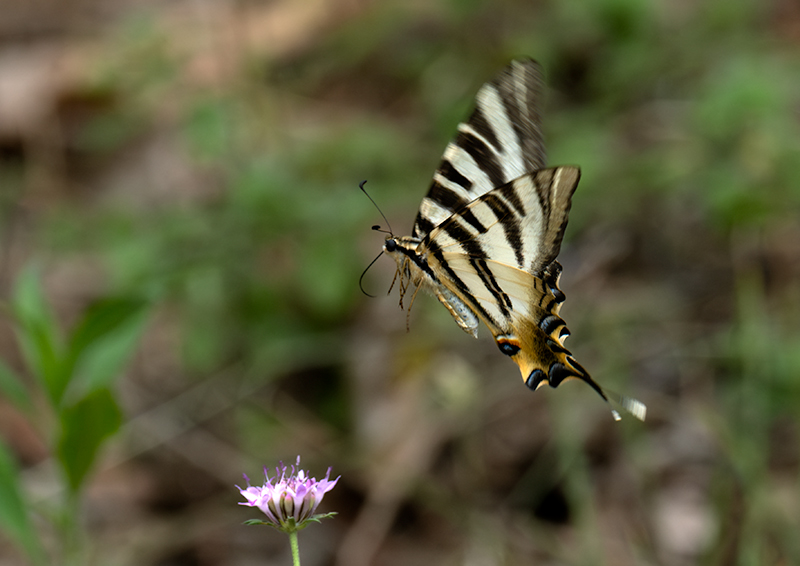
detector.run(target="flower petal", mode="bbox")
[237,457,338,533]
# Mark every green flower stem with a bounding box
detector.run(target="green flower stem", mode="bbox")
[61,491,83,566]
[289,530,300,566]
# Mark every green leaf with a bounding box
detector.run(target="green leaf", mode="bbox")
[56,388,123,493]
[11,266,67,406]
[0,360,32,412]
[65,298,148,396]
[0,442,45,564]
[298,512,338,529]
[67,298,147,358]
[242,519,270,526]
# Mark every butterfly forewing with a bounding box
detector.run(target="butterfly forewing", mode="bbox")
[412,59,546,240]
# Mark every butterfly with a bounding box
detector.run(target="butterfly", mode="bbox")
[375,59,644,420]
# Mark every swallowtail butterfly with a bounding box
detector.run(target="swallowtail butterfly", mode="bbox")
[377,59,644,420]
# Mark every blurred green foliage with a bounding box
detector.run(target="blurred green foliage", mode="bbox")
[0,267,147,561]
[0,443,45,565]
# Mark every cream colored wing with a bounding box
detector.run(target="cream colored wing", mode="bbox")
[412,59,546,239]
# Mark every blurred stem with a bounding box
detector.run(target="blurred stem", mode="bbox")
[59,490,84,566]
[289,531,301,566]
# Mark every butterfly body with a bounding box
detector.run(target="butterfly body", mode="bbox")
[378,59,645,418]
[384,234,481,337]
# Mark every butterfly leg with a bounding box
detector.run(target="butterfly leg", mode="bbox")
[405,284,423,332]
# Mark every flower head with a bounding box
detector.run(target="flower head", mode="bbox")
[237,456,339,533]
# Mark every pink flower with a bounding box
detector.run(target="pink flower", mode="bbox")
[238,456,339,532]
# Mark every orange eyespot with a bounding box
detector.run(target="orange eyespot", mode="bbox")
[496,339,520,357]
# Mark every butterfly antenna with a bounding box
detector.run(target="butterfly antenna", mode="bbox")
[359,180,393,236]
[359,250,385,298]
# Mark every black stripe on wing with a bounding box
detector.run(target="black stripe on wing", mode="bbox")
[442,220,486,260]
[483,193,525,268]
[459,208,487,233]
[442,221,512,319]
[412,183,489,240]
[412,214,435,239]
[428,180,469,212]
[494,58,546,174]
[497,181,526,218]
[426,240,497,326]
[471,258,512,317]
[412,59,546,240]
[439,161,473,191]
[454,130,506,189]
[412,128,504,239]
[467,105,503,154]
[428,213,517,322]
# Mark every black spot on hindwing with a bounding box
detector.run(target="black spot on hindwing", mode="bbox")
[526,369,546,390]
[497,341,520,356]
[539,315,564,336]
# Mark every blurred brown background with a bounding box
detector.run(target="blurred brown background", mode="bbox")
[1,0,800,564]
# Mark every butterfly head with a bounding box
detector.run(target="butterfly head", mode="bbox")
[381,237,404,284]
[382,236,423,284]
[381,235,420,261]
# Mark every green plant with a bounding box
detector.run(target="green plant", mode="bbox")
[0,265,148,564]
